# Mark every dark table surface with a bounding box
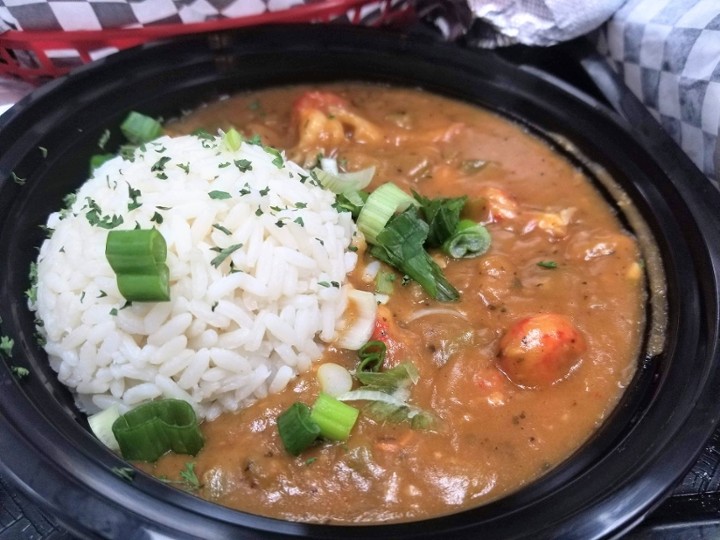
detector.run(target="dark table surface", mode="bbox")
[1,35,719,540]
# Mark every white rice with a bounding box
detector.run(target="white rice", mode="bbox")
[31,133,358,420]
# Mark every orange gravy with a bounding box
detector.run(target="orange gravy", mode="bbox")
[143,84,645,523]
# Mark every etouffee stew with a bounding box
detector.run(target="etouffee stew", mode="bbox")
[143,84,646,523]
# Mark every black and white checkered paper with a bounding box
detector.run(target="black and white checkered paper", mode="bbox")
[0,0,395,32]
[597,0,720,183]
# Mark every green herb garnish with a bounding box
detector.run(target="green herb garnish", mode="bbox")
[370,207,459,302]
[0,336,14,357]
[10,366,29,379]
[210,243,243,268]
[179,462,202,491]
[208,191,231,200]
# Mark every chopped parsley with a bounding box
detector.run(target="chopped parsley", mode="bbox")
[127,184,142,211]
[208,190,231,200]
[179,462,201,491]
[259,186,270,196]
[210,243,243,268]
[234,159,252,173]
[212,223,232,235]
[150,211,163,224]
[537,260,558,269]
[192,128,214,140]
[293,217,305,227]
[177,162,190,174]
[295,202,308,209]
[151,156,171,172]
[84,198,124,229]
[11,366,29,379]
[263,147,284,168]
[0,336,14,357]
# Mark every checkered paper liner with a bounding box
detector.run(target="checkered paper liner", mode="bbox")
[596,0,720,184]
[0,0,396,32]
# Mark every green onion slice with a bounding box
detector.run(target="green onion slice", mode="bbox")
[369,207,459,302]
[355,361,419,391]
[106,229,170,302]
[120,111,164,144]
[413,191,467,248]
[111,399,204,462]
[310,393,359,441]
[277,402,321,456]
[356,183,417,244]
[116,267,170,303]
[334,190,368,218]
[223,127,243,152]
[88,404,121,452]
[357,340,386,373]
[313,165,376,194]
[442,219,491,259]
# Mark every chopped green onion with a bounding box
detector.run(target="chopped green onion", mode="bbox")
[313,165,375,194]
[537,260,558,269]
[88,405,121,452]
[413,192,467,248]
[120,112,163,144]
[375,270,396,295]
[370,207,459,301]
[357,340,386,373]
[442,219,491,259]
[116,268,169,303]
[277,402,321,456]
[223,128,243,151]
[334,190,368,218]
[106,229,166,275]
[357,183,417,244]
[105,229,170,302]
[310,393,359,441]
[112,399,204,462]
[355,361,419,391]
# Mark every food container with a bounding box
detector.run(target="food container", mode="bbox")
[1,24,719,539]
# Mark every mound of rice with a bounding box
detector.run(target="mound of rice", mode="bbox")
[31,133,359,420]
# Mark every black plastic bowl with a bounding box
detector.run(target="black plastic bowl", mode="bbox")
[1,25,720,540]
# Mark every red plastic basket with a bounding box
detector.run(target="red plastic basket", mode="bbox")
[0,0,414,83]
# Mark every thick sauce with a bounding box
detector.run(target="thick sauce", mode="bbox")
[145,84,645,523]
